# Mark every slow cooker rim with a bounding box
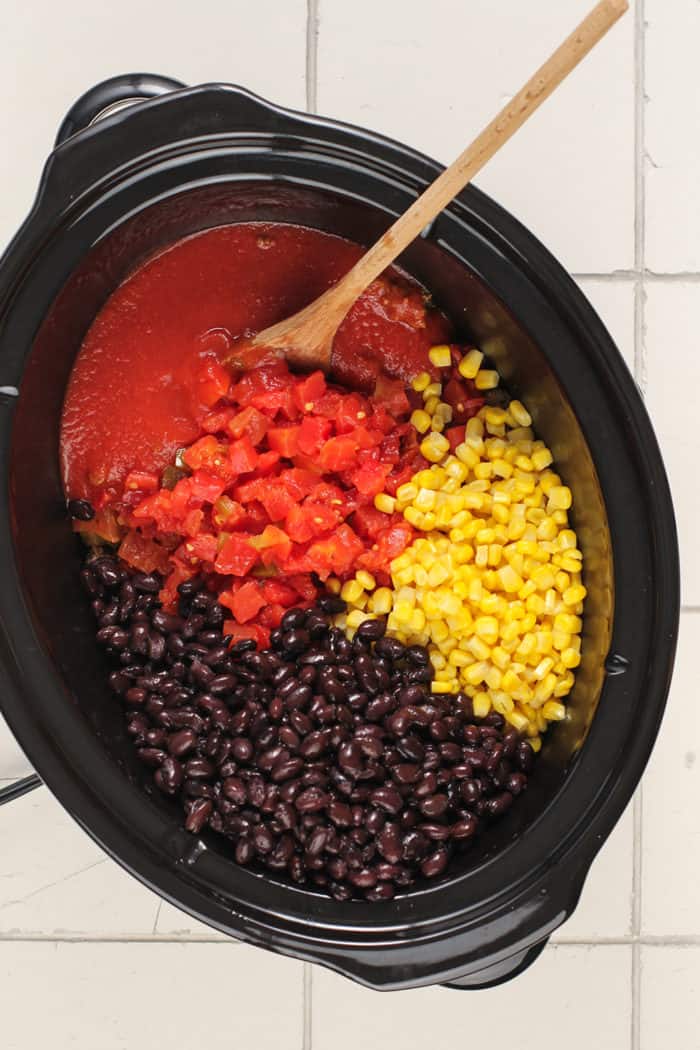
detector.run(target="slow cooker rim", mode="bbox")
[0,79,680,982]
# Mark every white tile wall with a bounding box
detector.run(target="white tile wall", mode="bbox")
[0,942,304,1050]
[317,0,637,273]
[312,946,632,1050]
[1,1,697,1048]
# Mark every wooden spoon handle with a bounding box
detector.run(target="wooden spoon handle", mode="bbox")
[320,0,628,320]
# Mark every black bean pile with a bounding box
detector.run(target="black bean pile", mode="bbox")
[82,554,535,901]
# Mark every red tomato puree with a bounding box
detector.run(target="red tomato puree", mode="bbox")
[61,223,450,505]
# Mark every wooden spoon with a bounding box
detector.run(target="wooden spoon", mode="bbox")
[232,0,628,373]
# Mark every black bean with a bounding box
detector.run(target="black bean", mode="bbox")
[295,787,329,813]
[185,798,213,834]
[368,787,403,815]
[421,847,449,878]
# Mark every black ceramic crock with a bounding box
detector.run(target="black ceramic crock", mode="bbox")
[0,74,679,990]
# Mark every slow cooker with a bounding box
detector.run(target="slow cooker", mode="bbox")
[0,73,679,990]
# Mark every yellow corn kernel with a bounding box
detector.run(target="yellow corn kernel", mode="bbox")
[563,584,587,606]
[434,401,453,425]
[449,649,470,668]
[473,462,493,482]
[554,672,575,698]
[558,530,578,550]
[509,400,532,427]
[534,656,555,680]
[423,395,440,416]
[420,432,450,463]
[485,665,502,690]
[484,406,508,426]
[472,692,491,718]
[346,609,370,628]
[492,458,514,479]
[427,562,450,588]
[543,700,567,722]
[531,447,554,471]
[547,485,572,511]
[355,570,375,590]
[367,587,392,615]
[412,371,431,392]
[410,409,432,434]
[561,647,582,669]
[536,517,558,541]
[374,492,396,515]
[475,369,499,390]
[473,615,499,645]
[458,348,484,379]
[431,681,453,694]
[396,482,419,503]
[403,506,422,527]
[340,579,364,604]
[429,344,452,368]
[414,487,437,512]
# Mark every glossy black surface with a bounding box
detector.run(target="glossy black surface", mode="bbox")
[0,77,679,989]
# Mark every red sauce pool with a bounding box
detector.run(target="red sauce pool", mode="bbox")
[61,223,451,504]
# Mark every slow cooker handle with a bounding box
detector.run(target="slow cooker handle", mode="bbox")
[54,73,187,146]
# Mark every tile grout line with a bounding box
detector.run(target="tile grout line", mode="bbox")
[302,962,313,1050]
[1,933,699,945]
[631,1,647,1047]
[305,0,319,114]
[303,20,318,1045]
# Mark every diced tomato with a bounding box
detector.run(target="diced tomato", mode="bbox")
[196,358,231,407]
[267,425,300,458]
[287,574,319,602]
[278,468,318,500]
[212,497,247,529]
[319,436,357,472]
[289,453,324,475]
[373,374,410,418]
[123,471,159,494]
[228,436,258,475]
[357,519,414,573]
[183,509,204,536]
[252,451,281,475]
[307,523,364,578]
[443,376,485,424]
[201,407,238,433]
[297,415,332,456]
[446,424,466,451]
[258,483,296,522]
[350,460,392,497]
[250,387,297,419]
[352,505,391,540]
[228,579,268,623]
[183,435,224,472]
[215,533,259,576]
[258,602,286,629]
[262,579,304,606]
[222,620,270,649]
[183,533,218,563]
[188,470,228,505]
[294,370,327,411]
[227,406,269,445]
[250,524,293,566]
[335,393,368,433]
[285,503,340,543]
[118,531,171,574]
[311,390,343,418]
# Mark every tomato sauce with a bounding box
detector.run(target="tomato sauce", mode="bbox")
[60,223,450,505]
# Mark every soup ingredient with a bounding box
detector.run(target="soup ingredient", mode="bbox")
[83,556,534,901]
[61,223,449,506]
[117,359,418,638]
[338,351,585,746]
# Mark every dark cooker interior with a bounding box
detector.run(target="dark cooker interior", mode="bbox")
[10,182,613,886]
